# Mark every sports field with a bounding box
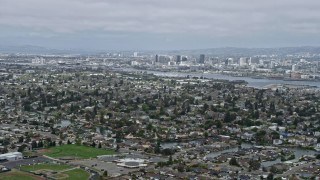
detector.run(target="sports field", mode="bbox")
[20,164,72,171]
[44,144,115,159]
[0,170,45,180]
[62,168,90,180]
[19,163,90,180]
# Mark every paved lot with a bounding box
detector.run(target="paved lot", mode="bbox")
[72,159,147,177]
[0,156,52,169]
[280,160,320,177]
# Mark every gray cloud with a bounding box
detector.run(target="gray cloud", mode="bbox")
[1,0,320,50]
[1,0,320,36]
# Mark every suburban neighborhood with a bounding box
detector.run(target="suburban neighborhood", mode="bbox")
[0,55,319,179]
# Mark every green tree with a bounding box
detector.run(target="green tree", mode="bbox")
[267,173,274,180]
[229,157,239,166]
[31,140,37,149]
[142,104,149,112]
[224,111,235,123]
[99,111,105,124]
[37,141,43,148]
[91,141,96,147]
[155,141,161,154]
[103,170,108,177]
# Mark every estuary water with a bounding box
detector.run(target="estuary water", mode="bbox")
[120,68,320,89]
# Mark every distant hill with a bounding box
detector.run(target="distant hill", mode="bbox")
[172,46,320,56]
[0,45,93,55]
[1,45,320,56]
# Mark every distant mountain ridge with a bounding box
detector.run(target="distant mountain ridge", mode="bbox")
[1,45,320,56]
[0,45,92,55]
[172,46,320,56]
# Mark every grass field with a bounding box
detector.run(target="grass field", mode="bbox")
[63,168,90,180]
[18,163,90,180]
[0,170,45,180]
[20,164,72,171]
[44,144,115,159]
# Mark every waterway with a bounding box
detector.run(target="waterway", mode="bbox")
[120,68,320,89]
[161,142,317,167]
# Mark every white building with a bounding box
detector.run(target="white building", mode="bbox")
[270,61,276,69]
[32,57,45,64]
[131,61,139,66]
[239,57,247,66]
[248,57,252,65]
[292,64,298,71]
[0,152,23,161]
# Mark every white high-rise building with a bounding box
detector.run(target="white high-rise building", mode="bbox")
[239,57,247,66]
[133,52,138,57]
[270,61,276,69]
[292,64,298,71]
[248,57,252,65]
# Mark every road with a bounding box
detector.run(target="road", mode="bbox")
[279,160,320,177]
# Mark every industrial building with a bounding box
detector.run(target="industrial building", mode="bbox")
[0,152,23,161]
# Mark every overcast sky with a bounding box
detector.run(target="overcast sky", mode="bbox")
[1,0,320,50]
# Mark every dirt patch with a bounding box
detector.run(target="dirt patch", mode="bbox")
[50,173,69,179]
[37,149,50,153]
[59,156,76,160]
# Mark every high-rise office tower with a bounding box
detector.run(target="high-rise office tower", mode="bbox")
[182,57,188,61]
[199,54,205,64]
[176,55,181,64]
[239,57,247,66]
[292,64,298,71]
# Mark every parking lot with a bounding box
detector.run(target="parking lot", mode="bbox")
[0,156,52,169]
[72,159,148,177]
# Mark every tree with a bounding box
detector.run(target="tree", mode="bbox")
[177,164,185,172]
[229,157,239,166]
[91,141,96,147]
[269,102,276,113]
[142,104,149,112]
[161,148,175,156]
[37,141,43,148]
[249,159,261,170]
[31,140,37,149]
[99,111,105,124]
[98,142,102,148]
[18,144,27,152]
[67,139,72,144]
[202,103,209,113]
[256,130,267,145]
[103,170,108,177]
[155,141,161,154]
[146,123,153,131]
[168,155,173,164]
[267,173,274,180]
[75,139,81,146]
[1,147,8,154]
[18,136,24,143]
[216,120,223,129]
[224,111,235,123]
